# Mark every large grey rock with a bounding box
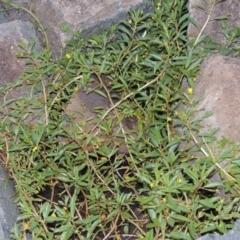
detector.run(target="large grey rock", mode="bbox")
[188,0,240,45]
[187,1,240,238]
[11,0,150,56]
[0,20,43,124]
[190,55,240,240]
[182,54,240,201]
[194,54,240,141]
[0,20,39,85]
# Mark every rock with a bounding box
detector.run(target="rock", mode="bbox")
[0,5,9,24]
[197,219,240,240]
[188,0,240,237]
[0,19,41,125]
[10,0,151,56]
[187,54,240,202]
[194,54,240,141]
[188,0,240,45]
[0,20,40,239]
[0,161,18,240]
[0,20,40,85]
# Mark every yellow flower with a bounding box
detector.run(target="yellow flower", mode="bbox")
[32,146,38,152]
[65,53,71,59]
[51,213,56,217]
[22,222,29,230]
[219,199,224,205]
[178,178,183,183]
[74,87,79,92]
[149,182,155,188]
[187,87,193,95]
[157,2,162,7]
[167,117,172,122]
[100,213,106,221]
[128,19,132,24]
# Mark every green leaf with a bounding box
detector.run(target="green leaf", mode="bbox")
[123,54,134,68]
[217,149,233,161]
[184,168,198,181]
[200,225,217,234]
[201,111,214,119]
[136,196,155,205]
[194,34,208,46]
[203,182,224,188]
[60,228,74,240]
[40,202,51,219]
[169,231,190,239]
[187,58,202,71]
[45,217,63,223]
[188,222,196,239]
[118,25,131,37]
[61,22,70,32]
[121,211,132,220]
[70,191,77,218]
[212,15,229,20]
[136,173,151,184]
[145,229,154,240]
[1,98,17,107]
[171,214,191,223]
[148,208,157,220]
[179,13,190,25]
[75,215,99,224]
[199,197,220,209]
[220,48,232,56]
[55,222,72,233]
[189,16,198,27]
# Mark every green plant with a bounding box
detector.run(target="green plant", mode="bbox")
[1,0,240,239]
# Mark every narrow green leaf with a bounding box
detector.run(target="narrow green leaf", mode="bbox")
[55,222,72,233]
[70,192,77,218]
[188,222,196,239]
[118,25,131,37]
[199,197,220,209]
[212,15,229,20]
[169,231,190,239]
[75,215,99,224]
[60,228,74,240]
[203,182,224,188]
[171,214,191,222]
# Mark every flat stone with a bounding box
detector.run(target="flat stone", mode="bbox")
[194,54,240,141]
